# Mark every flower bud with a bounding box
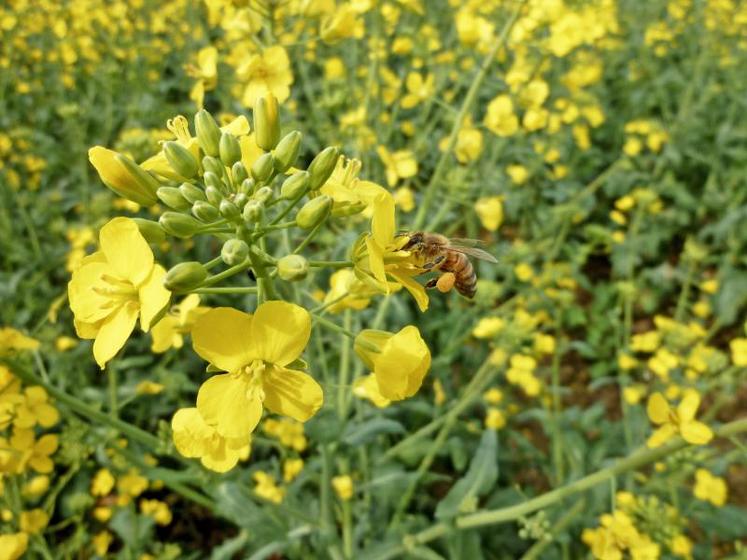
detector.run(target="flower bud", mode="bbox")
[203,171,224,193]
[331,200,366,217]
[156,186,191,211]
[234,193,249,208]
[277,254,309,281]
[240,178,254,194]
[159,212,202,238]
[308,146,340,190]
[253,186,273,204]
[164,141,199,179]
[221,239,250,266]
[232,162,248,185]
[202,155,224,177]
[164,261,208,291]
[88,147,160,206]
[131,218,166,244]
[204,185,223,206]
[280,171,310,200]
[273,131,302,172]
[219,132,242,167]
[251,152,275,183]
[219,199,241,221]
[296,195,332,229]
[195,109,221,157]
[178,182,206,204]
[254,94,280,151]
[192,200,220,222]
[242,200,264,224]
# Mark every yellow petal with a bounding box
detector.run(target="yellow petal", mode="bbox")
[646,424,676,448]
[365,235,388,289]
[99,218,154,287]
[263,367,323,422]
[390,270,429,312]
[352,374,391,408]
[677,389,701,422]
[251,301,311,366]
[192,308,255,372]
[680,421,713,445]
[93,301,139,369]
[68,260,114,324]
[150,316,178,353]
[221,115,250,137]
[375,326,431,401]
[138,264,171,331]
[196,373,262,438]
[35,434,59,456]
[74,318,101,340]
[171,408,212,458]
[201,446,241,473]
[646,392,670,425]
[371,191,395,248]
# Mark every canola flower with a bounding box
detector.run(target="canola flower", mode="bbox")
[646,390,713,448]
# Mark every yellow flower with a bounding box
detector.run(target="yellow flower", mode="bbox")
[472,317,505,339]
[135,381,165,395]
[670,534,693,559]
[393,186,415,212]
[401,72,435,109]
[5,429,58,474]
[376,146,418,187]
[91,468,115,496]
[68,218,171,369]
[193,302,323,439]
[253,471,285,503]
[0,328,39,355]
[186,46,218,108]
[140,499,172,525]
[263,418,307,452]
[320,4,365,43]
[354,326,431,401]
[283,458,304,482]
[484,94,518,137]
[14,387,58,429]
[172,407,250,473]
[116,470,148,504]
[693,468,727,506]
[352,373,391,408]
[485,408,506,430]
[88,147,159,206]
[630,331,660,353]
[238,46,293,107]
[729,338,747,366]
[646,390,713,448]
[506,354,541,397]
[22,475,50,497]
[331,475,354,500]
[0,533,27,560]
[483,388,503,404]
[19,508,48,534]
[514,263,534,282]
[474,196,503,231]
[150,295,208,353]
[92,531,113,556]
[647,348,679,380]
[506,164,529,185]
[55,336,78,351]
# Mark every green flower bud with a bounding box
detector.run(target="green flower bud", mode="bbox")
[221,239,250,266]
[232,162,248,185]
[254,94,280,151]
[277,254,309,281]
[240,178,254,194]
[219,199,241,221]
[251,152,275,183]
[254,186,273,204]
[308,146,340,190]
[219,132,242,167]
[192,200,220,222]
[204,185,223,206]
[332,200,366,217]
[112,153,161,205]
[88,146,160,206]
[164,261,208,291]
[156,186,191,211]
[202,155,225,177]
[296,195,332,229]
[178,182,206,204]
[234,193,249,208]
[273,131,302,172]
[164,141,199,179]
[195,109,221,157]
[280,171,310,200]
[242,200,264,224]
[131,218,166,244]
[159,212,202,238]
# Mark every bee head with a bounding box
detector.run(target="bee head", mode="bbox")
[402,231,423,251]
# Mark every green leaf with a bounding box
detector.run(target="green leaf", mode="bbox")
[342,418,405,446]
[109,507,154,549]
[435,429,498,520]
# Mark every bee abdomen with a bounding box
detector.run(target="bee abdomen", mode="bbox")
[444,253,477,298]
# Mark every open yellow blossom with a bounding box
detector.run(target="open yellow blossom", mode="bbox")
[484,94,519,137]
[0,328,39,355]
[323,269,375,313]
[186,46,218,108]
[283,458,304,482]
[472,317,505,338]
[332,475,354,500]
[68,218,171,369]
[354,326,431,401]
[485,408,506,430]
[474,196,503,231]
[14,387,58,429]
[238,46,293,107]
[646,390,713,448]
[151,294,208,353]
[320,4,365,43]
[0,533,27,560]
[693,468,727,506]
[140,499,173,525]
[193,303,323,439]
[9,429,58,473]
[376,146,418,187]
[253,471,285,503]
[91,468,115,496]
[401,72,435,109]
[172,407,250,473]
[20,508,48,534]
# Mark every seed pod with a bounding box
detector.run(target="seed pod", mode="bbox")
[254,186,273,204]
[242,200,264,224]
[156,186,191,211]
[178,182,206,204]
[131,218,166,244]
[254,94,280,151]
[192,200,220,222]
[202,155,225,177]
[164,141,199,179]
[296,195,332,229]
[277,254,309,281]
[219,199,241,221]
[232,161,248,185]
[164,261,208,291]
[273,131,302,172]
[308,146,340,190]
[219,132,242,167]
[204,185,223,206]
[280,171,310,200]
[195,109,221,157]
[221,239,250,266]
[251,152,274,183]
[159,212,202,238]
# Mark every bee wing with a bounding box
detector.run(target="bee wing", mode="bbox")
[448,237,486,248]
[448,245,498,263]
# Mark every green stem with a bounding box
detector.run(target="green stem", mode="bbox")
[412,2,525,230]
[192,286,259,295]
[293,220,325,254]
[518,499,586,560]
[108,367,118,419]
[201,258,253,287]
[337,310,353,421]
[309,260,354,269]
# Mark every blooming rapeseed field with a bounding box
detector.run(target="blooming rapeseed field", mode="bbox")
[1,0,747,558]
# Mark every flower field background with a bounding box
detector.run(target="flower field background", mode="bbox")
[1,0,747,558]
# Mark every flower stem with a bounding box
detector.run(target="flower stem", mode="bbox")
[308,260,354,269]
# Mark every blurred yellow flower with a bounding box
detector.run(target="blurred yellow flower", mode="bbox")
[19,508,48,534]
[0,533,27,560]
[646,390,713,448]
[472,317,505,339]
[140,499,173,525]
[332,475,354,500]
[283,458,304,482]
[401,72,435,109]
[14,387,58,429]
[0,327,39,355]
[376,146,418,187]
[485,408,506,430]
[474,196,503,231]
[151,294,209,353]
[238,46,293,107]
[253,471,285,503]
[729,338,747,366]
[484,94,518,136]
[693,468,727,506]
[91,468,115,496]
[187,46,218,108]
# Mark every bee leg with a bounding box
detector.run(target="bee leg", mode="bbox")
[422,255,445,270]
[425,278,439,289]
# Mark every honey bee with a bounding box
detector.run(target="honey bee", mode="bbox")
[401,232,498,298]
